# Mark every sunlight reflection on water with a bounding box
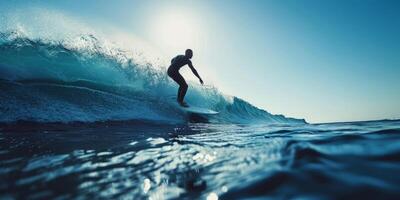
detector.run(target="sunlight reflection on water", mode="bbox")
[1,121,400,199]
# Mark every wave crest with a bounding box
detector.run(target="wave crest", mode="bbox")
[0,31,305,124]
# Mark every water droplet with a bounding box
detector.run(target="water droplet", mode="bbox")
[143,178,151,193]
[207,192,218,200]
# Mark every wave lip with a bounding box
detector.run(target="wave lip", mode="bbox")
[0,32,305,124]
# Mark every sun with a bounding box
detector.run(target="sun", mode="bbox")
[149,9,203,54]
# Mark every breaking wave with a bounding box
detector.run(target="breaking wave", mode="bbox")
[0,30,305,124]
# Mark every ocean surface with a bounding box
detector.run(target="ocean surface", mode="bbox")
[1,120,400,199]
[1,19,400,199]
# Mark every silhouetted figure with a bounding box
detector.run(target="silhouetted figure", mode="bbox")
[168,49,203,107]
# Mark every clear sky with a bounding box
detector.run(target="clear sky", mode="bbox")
[1,0,399,123]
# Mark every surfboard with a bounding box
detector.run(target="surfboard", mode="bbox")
[182,106,219,115]
[167,96,218,115]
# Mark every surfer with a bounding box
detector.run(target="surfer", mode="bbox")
[167,49,203,107]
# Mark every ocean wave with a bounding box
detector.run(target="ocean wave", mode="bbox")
[0,31,305,124]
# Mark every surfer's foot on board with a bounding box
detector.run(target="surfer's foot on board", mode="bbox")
[179,101,189,107]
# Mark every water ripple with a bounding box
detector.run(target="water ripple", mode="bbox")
[1,120,400,199]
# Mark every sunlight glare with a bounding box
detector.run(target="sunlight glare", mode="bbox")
[150,9,203,53]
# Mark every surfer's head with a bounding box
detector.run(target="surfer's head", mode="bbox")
[185,49,193,59]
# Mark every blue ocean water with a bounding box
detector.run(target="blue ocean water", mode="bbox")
[1,21,399,200]
[0,31,303,124]
[1,120,400,199]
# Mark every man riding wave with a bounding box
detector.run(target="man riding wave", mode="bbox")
[167,49,203,107]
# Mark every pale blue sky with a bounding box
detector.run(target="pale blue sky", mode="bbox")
[1,0,399,123]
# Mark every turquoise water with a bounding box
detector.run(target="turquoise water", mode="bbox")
[1,120,400,199]
[0,32,303,124]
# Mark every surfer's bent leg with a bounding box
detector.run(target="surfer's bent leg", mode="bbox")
[178,76,188,103]
[168,71,188,103]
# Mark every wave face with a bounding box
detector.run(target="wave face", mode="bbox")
[0,31,305,124]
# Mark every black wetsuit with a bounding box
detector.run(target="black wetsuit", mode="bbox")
[167,55,191,103]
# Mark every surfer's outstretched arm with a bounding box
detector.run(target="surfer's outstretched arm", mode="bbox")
[188,63,204,85]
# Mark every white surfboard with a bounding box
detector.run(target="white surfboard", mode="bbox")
[182,106,219,115]
[167,96,218,115]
